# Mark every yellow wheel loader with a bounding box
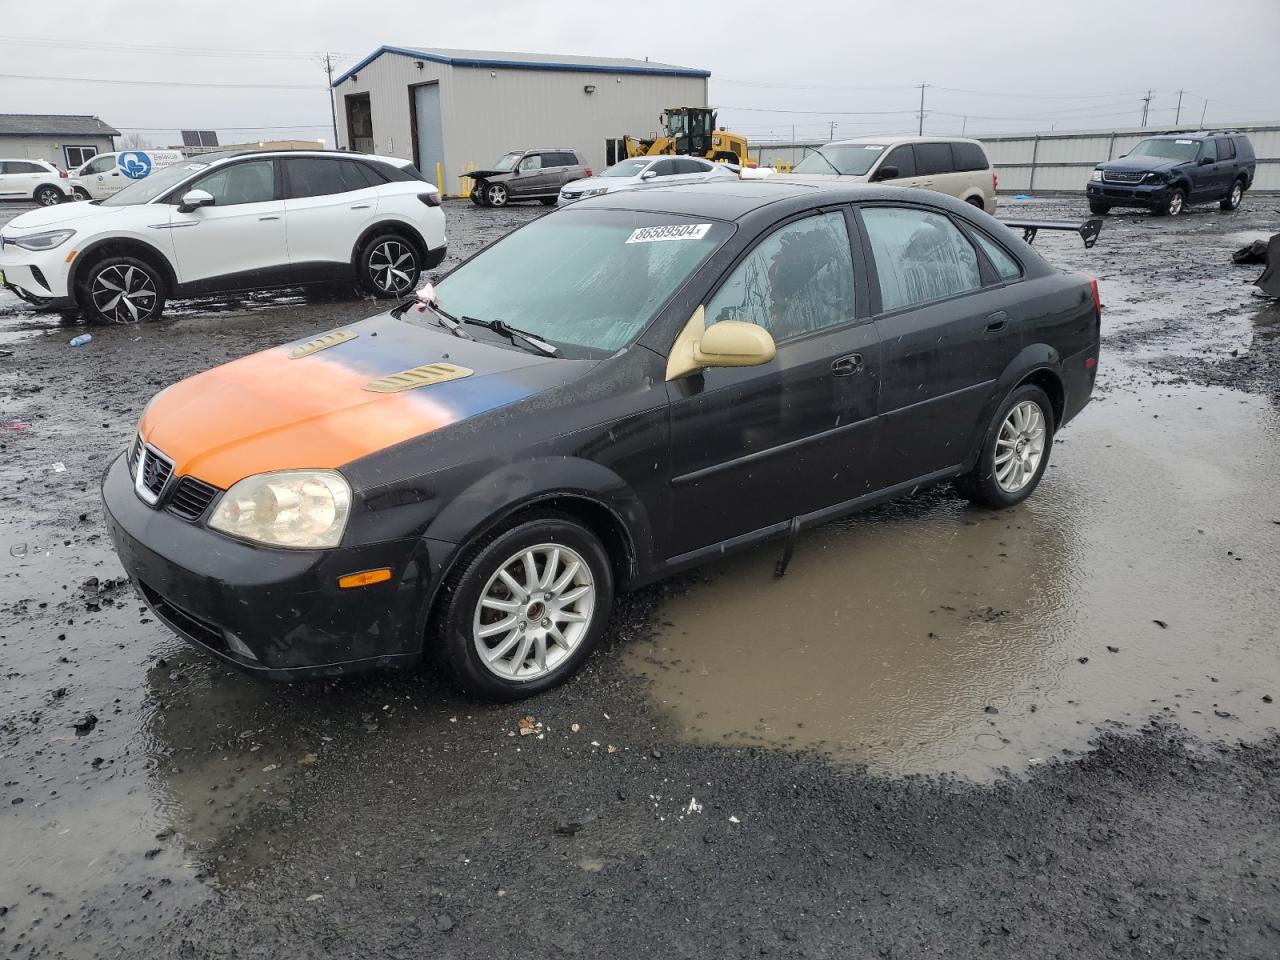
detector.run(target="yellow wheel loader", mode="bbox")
[623,107,747,165]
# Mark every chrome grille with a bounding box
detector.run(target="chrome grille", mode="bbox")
[133,444,174,505]
[166,477,221,522]
[1102,170,1146,184]
[128,435,144,478]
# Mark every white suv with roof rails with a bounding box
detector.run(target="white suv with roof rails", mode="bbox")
[781,136,998,213]
[0,150,446,323]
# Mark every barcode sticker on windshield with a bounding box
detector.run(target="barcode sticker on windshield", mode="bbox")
[1175,139,1194,144]
[864,145,886,150]
[626,224,712,244]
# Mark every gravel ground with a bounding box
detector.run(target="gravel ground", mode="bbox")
[1,194,1278,959]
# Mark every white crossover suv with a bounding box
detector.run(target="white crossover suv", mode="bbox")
[0,150,447,323]
[0,158,75,206]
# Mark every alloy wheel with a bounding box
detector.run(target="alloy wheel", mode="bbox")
[90,264,158,324]
[994,400,1046,493]
[1168,191,1184,216]
[1230,183,1243,208]
[36,187,61,206]
[485,184,508,207]
[367,240,416,295]
[472,543,595,682]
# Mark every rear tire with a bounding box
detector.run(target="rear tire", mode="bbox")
[539,196,557,206]
[955,384,1054,509]
[1088,199,1111,215]
[965,195,984,209]
[432,513,614,701]
[72,187,91,201]
[34,185,64,206]
[1220,178,1245,212]
[79,256,167,324]
[357,233,421,298]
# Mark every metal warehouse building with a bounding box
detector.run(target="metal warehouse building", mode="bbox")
[330,46,709,194]
[0,114,119,170]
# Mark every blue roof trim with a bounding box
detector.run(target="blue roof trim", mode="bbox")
[331,45,710,86]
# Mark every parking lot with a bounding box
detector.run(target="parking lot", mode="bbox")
[2,194,1279,958]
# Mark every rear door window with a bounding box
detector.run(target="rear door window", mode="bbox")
[705,211,856,341]
[1215,137,1235,160]
[674,158,708,174]
[861,206,982,312]
[285,158,349,198]
[879,145,916,179]
[3,161,42,174]
[951,142,989,172]
[338,160,380,191]
[915,142,955,177]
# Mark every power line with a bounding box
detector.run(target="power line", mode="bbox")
[0,71,323,90]
[0,34,357,61]
[115,124,331,132]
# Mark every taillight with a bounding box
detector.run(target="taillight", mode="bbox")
[992,170,998,193]
[584,168,593,177]
[1089,276,1101,314]
[59,169,69,179]
[418,192,442,207]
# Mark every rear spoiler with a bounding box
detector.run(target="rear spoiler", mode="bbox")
[1000,217,1104,249]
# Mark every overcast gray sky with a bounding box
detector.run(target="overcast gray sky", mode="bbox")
[3,0,1277,149]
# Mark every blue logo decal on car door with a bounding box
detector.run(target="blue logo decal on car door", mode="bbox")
[119,152,152,180]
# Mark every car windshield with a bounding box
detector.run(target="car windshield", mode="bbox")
[792,144,886,176]
[601,159,651,178]
[432,210,732,356]
[492,152,523,172]
[1127,138,1200,162]
[100,161,208,206]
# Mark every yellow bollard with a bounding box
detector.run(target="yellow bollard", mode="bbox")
[436,161,444,199]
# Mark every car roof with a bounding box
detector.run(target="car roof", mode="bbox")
[825,135,986,147]
[191,149,412,166]
[572,177,920,221]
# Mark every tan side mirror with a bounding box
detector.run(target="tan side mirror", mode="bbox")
[666,306,776,381]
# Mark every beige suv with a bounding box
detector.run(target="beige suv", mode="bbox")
[782,136,997,213]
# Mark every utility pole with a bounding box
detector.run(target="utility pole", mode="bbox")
[1174,88,1185,125]
[1140,89,1153,127]
[1200,98,1209,126]
[829,120,836,140]
[961,116,967,135]
[917,83,928,136]
[323,53,340,148]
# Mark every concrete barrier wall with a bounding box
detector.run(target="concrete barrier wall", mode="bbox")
[751,123,1280,193]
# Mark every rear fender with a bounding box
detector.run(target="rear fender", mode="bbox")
[961,345,1064,470]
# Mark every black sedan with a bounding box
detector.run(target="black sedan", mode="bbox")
[103,179,1100,700]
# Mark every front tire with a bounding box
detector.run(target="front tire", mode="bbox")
[1088,199,1111,215]
[72,187,91,201]
[1220,179,1245,212]
[432,513,614,701]
[1153,186,1186,217]
[34,185,64,206]
[358,234,420,298]
[955,385,1054,509]
[80,256,166,324]
[484,182,509,207]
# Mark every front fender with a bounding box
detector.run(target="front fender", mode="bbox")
[425,455,655,575]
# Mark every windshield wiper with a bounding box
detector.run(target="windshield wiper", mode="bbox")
[461,317,558,357]
[807,148,843,176]
[391,296,473,339]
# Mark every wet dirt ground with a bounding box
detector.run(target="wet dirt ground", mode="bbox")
[1,195,1278,958]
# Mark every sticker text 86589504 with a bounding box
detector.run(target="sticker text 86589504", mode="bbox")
[626,224,712,244]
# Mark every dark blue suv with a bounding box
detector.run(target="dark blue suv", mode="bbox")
[1086,131,1256,217]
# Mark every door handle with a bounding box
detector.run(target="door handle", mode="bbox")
[831,353,864,376]
[350,203,371,209]
[259,215,281,221]
[985,310,1009,332]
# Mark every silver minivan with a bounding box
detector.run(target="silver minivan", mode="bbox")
[781,136,997,213]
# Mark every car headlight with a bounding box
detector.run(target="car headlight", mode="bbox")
[582,187,608,197]
[1090,170,1103,182]
[209,470,351,549]
[1144,172,1166,183]
[9,229,76,251]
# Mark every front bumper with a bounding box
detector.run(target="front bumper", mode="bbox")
[1086,180,1170,207]
[0,246,73,299]
[102,452,447,679]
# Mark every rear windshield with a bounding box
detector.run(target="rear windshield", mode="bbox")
[1128,138,1200,162]
[792,144,885,176]
[433,210,732,356]
[100,161,209,205]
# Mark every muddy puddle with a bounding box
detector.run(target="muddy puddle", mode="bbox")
[629,368,1280,779]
